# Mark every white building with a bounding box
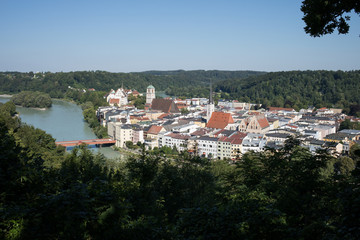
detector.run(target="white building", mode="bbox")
[115,124,133,148]
[197,136,218,159]
[171,123,200,134]
[242,133,267,154]
[107,88,128,106]
[146,85,155,105]
[133,127,144,144]
[159,132,190,152]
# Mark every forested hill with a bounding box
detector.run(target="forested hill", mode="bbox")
[0,70,264,98]
[215,70,360,111]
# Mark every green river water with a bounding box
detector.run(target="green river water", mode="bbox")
[0,97,124,160]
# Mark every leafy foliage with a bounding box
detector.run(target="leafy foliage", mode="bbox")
[0,70,264,98]
[301,0,360,37]
[1,105,360,239]
[216,70,360,112]
[11,91,52,108]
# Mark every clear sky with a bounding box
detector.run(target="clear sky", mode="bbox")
[1,0,359,73]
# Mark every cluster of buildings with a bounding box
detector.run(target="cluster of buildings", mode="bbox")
[106,87,141,106]
[96,85,360,160]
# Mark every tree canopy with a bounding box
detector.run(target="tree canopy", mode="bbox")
[11,91,52,108]
[301,0,360,37]
[215,70,360,113]
[1,104,360,239]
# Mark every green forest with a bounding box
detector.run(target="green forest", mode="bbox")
[1,70,360,115]
[11,91,52,109]
[0,70,264,98]
[215,70,360,113]
[1,100,360,239]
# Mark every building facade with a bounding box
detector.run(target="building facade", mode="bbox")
[146,85,156,105]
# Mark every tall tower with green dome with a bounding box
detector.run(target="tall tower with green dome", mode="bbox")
[146,85,155,105]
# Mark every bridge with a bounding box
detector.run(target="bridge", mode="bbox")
[55,138,116,148]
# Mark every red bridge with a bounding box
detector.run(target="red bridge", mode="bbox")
[56,138,116,147]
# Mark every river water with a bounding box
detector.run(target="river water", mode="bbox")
[0,96,124,160]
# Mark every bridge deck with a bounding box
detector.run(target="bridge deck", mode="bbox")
[56,138,116,147]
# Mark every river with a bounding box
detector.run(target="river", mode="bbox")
[0,96,124,160]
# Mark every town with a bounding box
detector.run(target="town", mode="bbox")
[96,84,360,160]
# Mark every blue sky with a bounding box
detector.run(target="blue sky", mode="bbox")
[1,0,359,72]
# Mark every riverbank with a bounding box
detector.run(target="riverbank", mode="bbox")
[15,104,47,111]
[0,94,13,98]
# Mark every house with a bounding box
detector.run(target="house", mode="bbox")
[303,129,321,139]
[145,125,166,148]
[265,132,291,143]
[115,124,133,148]
[232,101,252,110]
[316,108,335,116]
[267,118,280,130]
[151,99,180,113]
[107,88,128,106]
[242,133,267,153]
[323,132,353,143]
[159,132,191,152]
[304,139,344,155]
[312,124,336,139]
[107,122,122,140]
[132,126,144,144]
[206,112,234,129]
[217,136,233,160]
[197,136,219,159]
[131,90,141,97]
[217,132,247,160]
[268,107,295,114]
[171,123,200,133]
[238,114,270,134]
[100,109,126,126]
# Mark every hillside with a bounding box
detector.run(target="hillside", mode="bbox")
[215,70,360,112]
[0,70,265,98]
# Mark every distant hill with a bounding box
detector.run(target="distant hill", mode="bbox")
[0,70,265,98]
[3,70,359,114]
[215,70,360,112]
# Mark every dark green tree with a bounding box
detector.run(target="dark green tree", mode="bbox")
[301,0,360,37]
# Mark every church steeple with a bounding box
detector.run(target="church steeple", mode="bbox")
[206,79,214,122]
[209,79,213,104]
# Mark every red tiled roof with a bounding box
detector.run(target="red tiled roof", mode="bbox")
[109,99,120,104]
[248,111,262,115]
[169,133,190,140]
[147,125,163,135]
[257,116,270,129]
[268,107,295,112]
[207,112,234,129]
[218,136,229,142]
[218,132,247,144]
[231,138,244,145]
[191,128,211,136]
[176,103,187,109]
[131,116,150,121]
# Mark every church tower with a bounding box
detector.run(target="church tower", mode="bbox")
[206,80,214,122]
[146,85,155,105]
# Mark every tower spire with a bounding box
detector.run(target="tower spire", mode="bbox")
[206,79,215,122]
[209,79,213,104]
